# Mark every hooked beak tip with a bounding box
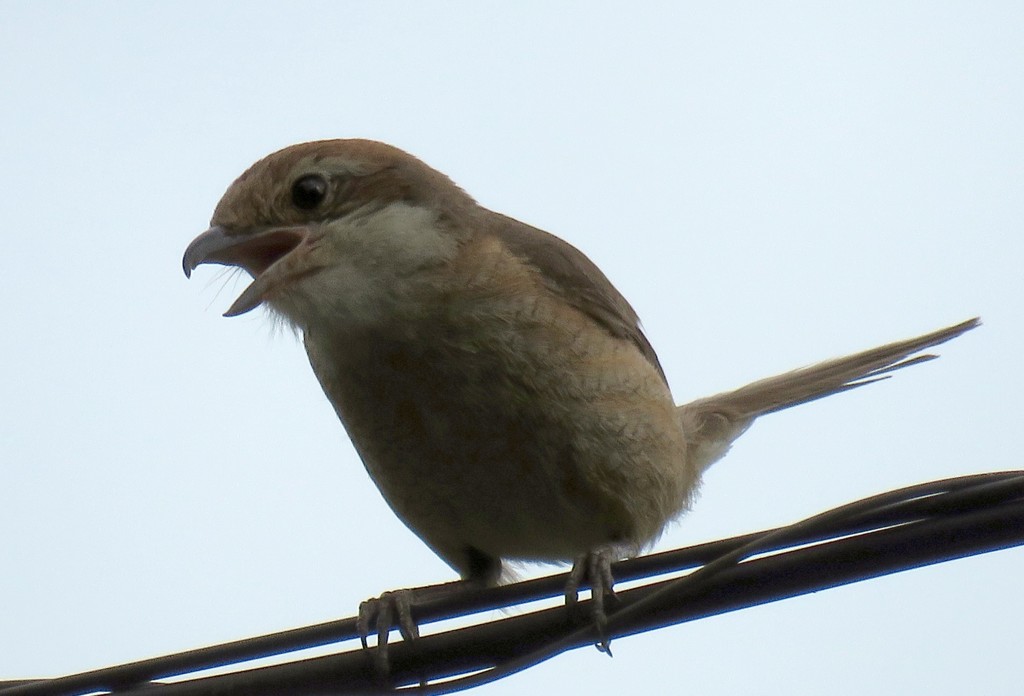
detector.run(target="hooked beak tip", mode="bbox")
[182,225,231,280]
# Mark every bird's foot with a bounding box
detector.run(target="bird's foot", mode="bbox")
[566,547,619,655]
[358,589,419,678]
[357,581,470,679]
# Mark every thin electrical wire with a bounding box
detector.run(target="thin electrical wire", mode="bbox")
[3,471,1022,696]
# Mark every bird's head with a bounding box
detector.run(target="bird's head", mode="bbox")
[183,139,477,324]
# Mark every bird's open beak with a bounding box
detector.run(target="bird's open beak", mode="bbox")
[183,225,317,317]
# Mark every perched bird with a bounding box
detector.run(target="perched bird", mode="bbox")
[183,139,976,643]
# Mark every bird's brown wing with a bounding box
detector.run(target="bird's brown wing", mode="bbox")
[487,212,667,385]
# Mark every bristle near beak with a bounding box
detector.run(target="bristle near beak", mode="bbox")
[183,224,315,316]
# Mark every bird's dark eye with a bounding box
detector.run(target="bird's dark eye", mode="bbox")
[291,174,328,210]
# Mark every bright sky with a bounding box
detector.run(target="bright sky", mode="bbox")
[2,3,1021,694]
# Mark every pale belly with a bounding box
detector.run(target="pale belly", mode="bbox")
[302,317,695,579]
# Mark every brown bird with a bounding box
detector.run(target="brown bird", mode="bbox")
[183,139,976,644]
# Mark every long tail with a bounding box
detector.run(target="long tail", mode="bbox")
[677,317,980,474]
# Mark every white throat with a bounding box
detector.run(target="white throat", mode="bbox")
[269,201,461,332]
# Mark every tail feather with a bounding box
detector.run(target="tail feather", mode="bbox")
[678,317,980,473]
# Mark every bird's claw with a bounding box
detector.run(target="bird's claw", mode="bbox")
[358,589,419,676]
[566,548,619,655]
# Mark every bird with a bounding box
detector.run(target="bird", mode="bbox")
[183,138,977,652]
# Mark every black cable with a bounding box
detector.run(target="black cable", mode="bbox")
[4,471,1022,696]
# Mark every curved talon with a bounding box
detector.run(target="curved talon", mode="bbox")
[357,590,420,676]
[566,557,585,612]
[567,548,619,655]
[357,598,375,650]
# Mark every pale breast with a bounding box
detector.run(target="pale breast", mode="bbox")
[301,250,694,572]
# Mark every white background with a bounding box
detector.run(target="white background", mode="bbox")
[2,3,1021,694]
